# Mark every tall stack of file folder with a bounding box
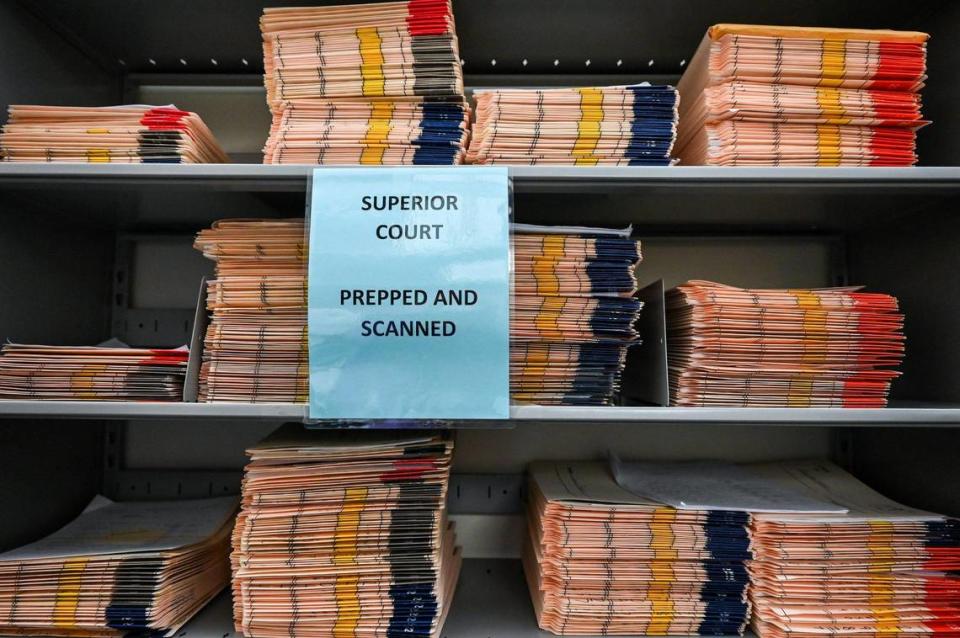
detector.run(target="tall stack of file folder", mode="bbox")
[231,426,460,638]
[511,225,644,405]
[666,280,905,407]
[0,496,236,637]
[524,461,752,635]
[194,219,307,402]
[747,460,960,638]
[260,0,469,164]
[467,85,678,165]
[0,105,228,163]
[675,24,930,165]
[0,343,188,401]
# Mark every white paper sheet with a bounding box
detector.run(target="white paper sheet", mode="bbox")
[0,495,237,561]
[610,455,849,513]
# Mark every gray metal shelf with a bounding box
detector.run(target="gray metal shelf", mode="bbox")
[3,165,957,231]
[1,164,959,191]
[2,400,960,426]
[175,559,751,638]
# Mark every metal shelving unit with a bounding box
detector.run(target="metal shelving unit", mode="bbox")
[3,2,960,638]
[4,400,960,426]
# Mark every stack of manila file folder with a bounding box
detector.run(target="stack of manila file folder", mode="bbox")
[525,458,960,636]
[666,280,905,407]
[468,84,678,165]
[0,105,228,163]
[261,0,469,164]
[675,24,929,165]
[0,343,189,401]
[194,219,308,403]
[747,460,960,638]
[512,224,644,406]
[525,460,758,636]
[195,219,645,406]
[231,426,460,638]
[0,496,237,637]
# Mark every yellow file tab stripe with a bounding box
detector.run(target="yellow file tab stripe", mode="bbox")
[333,486,367,637]
[72,365,107,399]
[532,256,560,295]
[333,574,361,638]
[334,486,367,563]
[816,39,846,164]
[816,125,842,166]
[648,507,677,634]
[357,28,386,97]
[793,290,827,365]
[534,296,566,340]
[820,39,847,87]
[534,237,565,295]
[787,290,823,406]
[53,558,88,627]
[86,149,111,163]
[816,87,851,125]
[867,519,899,633]
[540,235,567,257]
[361,101,395,165]
[573,88,603,166]
[868,520,895,562]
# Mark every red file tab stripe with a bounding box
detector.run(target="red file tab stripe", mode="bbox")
[140,108,190,131]
[406,0,451,36]
[380,458,439,482]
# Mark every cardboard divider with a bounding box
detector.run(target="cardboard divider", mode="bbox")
[620,279,670,406]
[182,277,209,403]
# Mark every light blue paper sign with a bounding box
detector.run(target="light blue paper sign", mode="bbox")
[308,167,510,420]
